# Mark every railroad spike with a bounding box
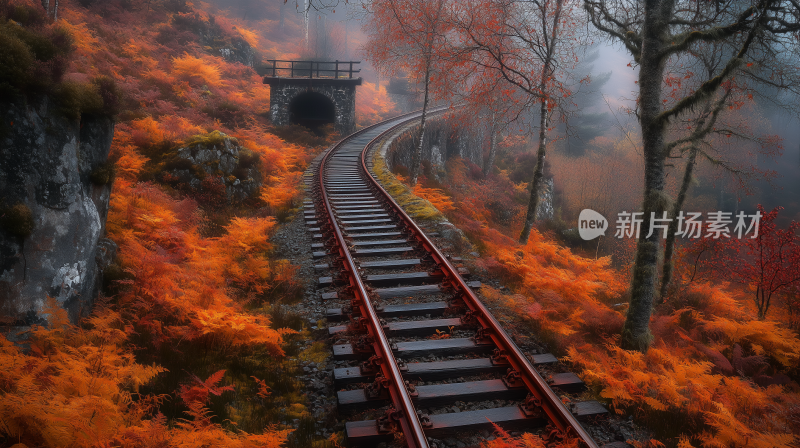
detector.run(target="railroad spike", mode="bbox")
[359,355,383,375]
[520,394,544,418]
[473,326,493,344]
[352,335,374,354]
[416,411,432,428]
[502,368,525,389]
[461,309,479,326]
[490,348,511,366]
[365,375,391,400]
[541,424,568,445]
[376,407,403,434]
[347,317,369,335]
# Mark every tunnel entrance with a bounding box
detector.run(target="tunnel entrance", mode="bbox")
[289,91,336,130]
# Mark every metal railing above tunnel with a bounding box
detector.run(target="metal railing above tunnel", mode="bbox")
[265,60,361,80]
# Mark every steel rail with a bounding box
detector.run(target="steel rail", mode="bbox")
[317,112,432,448]
[358,117,601,448]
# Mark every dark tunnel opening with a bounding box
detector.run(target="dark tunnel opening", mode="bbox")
[289,91,336,131]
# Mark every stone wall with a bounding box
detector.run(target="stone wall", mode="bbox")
[385,114,485,175]
[0,96,115,331]
[386,113,555,220]
[266,79,359,135]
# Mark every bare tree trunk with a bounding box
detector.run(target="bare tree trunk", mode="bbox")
[304,0,309,50]
[620,0,671,353]
[659,146,698,300]
[483,111,498,177]
[410,59,431,187]
[279,1,285,32]
[517,0,563,244]
[53,0,58,21]
[519,99,548,243]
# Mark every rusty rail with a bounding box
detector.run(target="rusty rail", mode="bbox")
[314,108,601,447]
[317,111,431,448]
[358,115,601,448]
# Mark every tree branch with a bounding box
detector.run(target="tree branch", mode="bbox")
[659,5,757,58]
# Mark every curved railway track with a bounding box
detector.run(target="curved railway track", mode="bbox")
[304,111,608,447]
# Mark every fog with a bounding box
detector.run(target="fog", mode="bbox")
[273,2,800,223]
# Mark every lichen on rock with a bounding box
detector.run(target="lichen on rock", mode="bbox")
[160,131,263,205]
[0,95,115,330]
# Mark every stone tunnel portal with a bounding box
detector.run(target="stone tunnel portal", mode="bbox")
[289,91,336,130]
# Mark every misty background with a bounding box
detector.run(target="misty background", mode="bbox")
[237,1,800,224]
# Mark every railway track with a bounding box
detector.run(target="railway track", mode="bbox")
[304,111,608,447]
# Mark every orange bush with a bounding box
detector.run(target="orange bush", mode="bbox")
[413,183,456,213]
[357,82,400,127]
[482,424,579,448]
[0,297,290,448]
[107,169,294,351]
[172,53,225,87]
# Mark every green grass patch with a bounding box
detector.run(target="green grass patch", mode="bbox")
[372,136,447,224]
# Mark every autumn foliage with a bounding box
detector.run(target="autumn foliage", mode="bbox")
[0,297,291,447]
[0,0,380,445]
[390,151,800,445]
[356,81,400,127]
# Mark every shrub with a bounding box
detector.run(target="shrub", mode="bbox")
[90,160,117,185]
[238,147,260,169]
[1,203,34,238]
[270,124,337,147]
[172,53,223,87]
[91,75,122,117]
[52,80,104,119]
[0,16,73,95]
[0,22,34,95]
[1,1,48,27]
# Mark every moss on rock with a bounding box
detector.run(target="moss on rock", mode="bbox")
[185,130,238,148]
[373,138,446,223]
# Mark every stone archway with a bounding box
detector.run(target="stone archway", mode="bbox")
[264,77,361,135]
[288,91,336,130]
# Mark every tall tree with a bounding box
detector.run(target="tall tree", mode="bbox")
[363,0,452,186]
[584,0,800,351]
[658,60,763,299]
[452,0,583,243]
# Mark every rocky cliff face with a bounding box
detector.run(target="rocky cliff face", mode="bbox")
[0,96,115,331]
[169,12,256,67]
